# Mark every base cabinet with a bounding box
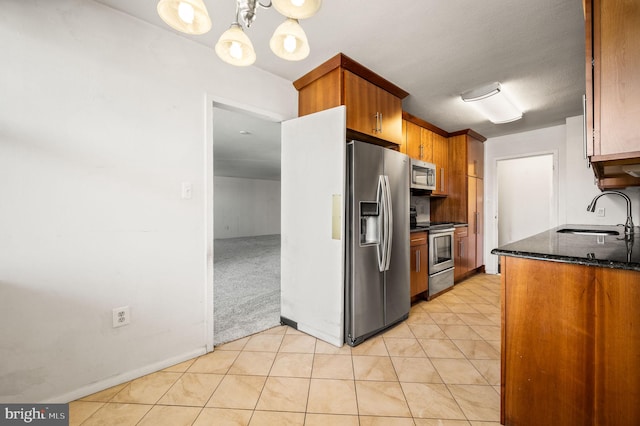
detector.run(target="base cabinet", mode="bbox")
[454,226,469,282]
[410,232,428,298]
[501,256,640,425]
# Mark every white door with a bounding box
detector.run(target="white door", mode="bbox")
[497,154,556,248]
[281,106,346,347]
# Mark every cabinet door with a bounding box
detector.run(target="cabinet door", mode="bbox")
[467,176,478,270]
[419,128,434,163]
[475,178,484,268]
[467,136,484,177]
[502,257,595,426]
[432,133,448,195]
[595,268,640,425]
[344,70,378,138]
[454,227,469,282]
[410,236,428,297]
[377,87,403,145]
[344,70,402,145]
[405,120,424,160]
[592,0,640,158]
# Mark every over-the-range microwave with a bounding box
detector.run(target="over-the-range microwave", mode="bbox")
[410,158,436,191]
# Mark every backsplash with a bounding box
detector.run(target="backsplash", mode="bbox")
[411,195,430,223]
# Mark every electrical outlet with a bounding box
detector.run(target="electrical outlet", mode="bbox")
[112,306,130,328]
[596,207,605,217]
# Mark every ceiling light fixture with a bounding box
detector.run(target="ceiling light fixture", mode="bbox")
[157,0,212,35]
[157,0,321,67]
[461,82,523,124]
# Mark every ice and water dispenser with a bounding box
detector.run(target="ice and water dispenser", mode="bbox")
[360,201,380,245]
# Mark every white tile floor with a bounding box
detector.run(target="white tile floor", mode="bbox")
[71,273,502,425]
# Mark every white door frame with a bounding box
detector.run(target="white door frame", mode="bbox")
[203,94,285,352]
[490,150,559,274]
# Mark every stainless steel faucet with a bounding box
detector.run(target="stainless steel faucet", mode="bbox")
[587,190,635,235]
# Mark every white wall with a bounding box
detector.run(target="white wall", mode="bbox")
[485,116,640,274]
[0,0,296,402]
[214,177,281,238]
[564,115,640,224]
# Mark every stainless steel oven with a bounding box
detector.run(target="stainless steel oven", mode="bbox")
[428,226,455,299]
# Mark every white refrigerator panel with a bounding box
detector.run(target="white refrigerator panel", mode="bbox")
[280,106,347,347]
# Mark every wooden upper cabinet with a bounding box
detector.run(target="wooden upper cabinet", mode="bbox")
[467,136,484,177]
[402,111,449,195]
[432,132,448,195]
[585,0,640,188]
[294,53,408,146]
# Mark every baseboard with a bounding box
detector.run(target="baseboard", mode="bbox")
[45,347,207,404]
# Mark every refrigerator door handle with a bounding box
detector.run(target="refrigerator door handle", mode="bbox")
[383,175,393,271]
[376,176,386,272]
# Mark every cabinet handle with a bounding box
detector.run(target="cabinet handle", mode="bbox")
[419,144,423,159]
[373,112,378,133]
[416,250,420,272]
[379,112,383,133]
[440,168,445,191]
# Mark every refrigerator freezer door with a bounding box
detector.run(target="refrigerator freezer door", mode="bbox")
[382,148,410,326]
[346,141,385,345]
[281,106,347,347]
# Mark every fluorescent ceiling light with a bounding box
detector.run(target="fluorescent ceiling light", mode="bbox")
[461,82,523,124]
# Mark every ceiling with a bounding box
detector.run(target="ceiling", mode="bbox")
[95,0,586,179]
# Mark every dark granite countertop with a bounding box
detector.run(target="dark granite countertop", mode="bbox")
[491,224,640,272]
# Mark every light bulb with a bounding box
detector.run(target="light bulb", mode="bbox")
[283,35,297,53]
[291,0,305,6]
[229,41,243,60]
[177,2,195,24]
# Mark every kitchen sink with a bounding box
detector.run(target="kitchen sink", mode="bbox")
[556,228,620,236]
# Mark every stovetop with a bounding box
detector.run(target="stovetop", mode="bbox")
[410,221,455,231]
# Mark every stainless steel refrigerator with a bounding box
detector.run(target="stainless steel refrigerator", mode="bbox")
[280,106,409,347]
[344,140,410,346]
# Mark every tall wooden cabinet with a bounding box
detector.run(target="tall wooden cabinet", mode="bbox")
[431,130,486,279]
[585,0,640,189]
[294,53,409,146]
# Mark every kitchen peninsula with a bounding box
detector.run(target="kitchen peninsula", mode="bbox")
[492,225,640,425]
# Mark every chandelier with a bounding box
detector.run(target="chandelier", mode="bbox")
[157,0,322,66]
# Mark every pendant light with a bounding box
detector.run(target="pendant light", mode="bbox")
[156,0,322,66]
[272,0,322,20]
[157,0,212,35]
[215,23,257,66]
[269,18,309,61]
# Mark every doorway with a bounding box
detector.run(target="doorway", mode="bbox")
[496,153,557,271]
[212,105,283,346]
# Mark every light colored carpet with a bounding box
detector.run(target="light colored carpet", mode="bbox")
[213,234,281,345]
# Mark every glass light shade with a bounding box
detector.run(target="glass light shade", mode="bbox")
[157,0,212,35]
[461,82,523,124]
[272,0,322,19]
[215,24,256,66]
[270,19,310,61]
